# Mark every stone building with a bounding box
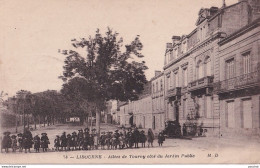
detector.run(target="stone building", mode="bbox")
[215,17,260,138]
[151,71,165,131]
[163,0,260,137]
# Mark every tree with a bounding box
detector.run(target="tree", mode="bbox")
[60,28,148,136]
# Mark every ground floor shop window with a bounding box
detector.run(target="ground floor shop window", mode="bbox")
[242,98,252,128]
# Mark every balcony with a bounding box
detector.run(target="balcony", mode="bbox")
[166,87,181,99]
[214,71,260,94]
[188,76,214,92]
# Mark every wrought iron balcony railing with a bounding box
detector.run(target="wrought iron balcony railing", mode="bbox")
[188,76,214,92]
[214,71,260,94]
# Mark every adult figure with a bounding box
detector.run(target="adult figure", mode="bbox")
[2,132,11,153]
[133,127,140,148]
[147,128,155,148]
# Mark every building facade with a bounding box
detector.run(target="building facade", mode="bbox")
[117,0,260,138]
[215,18,260,137]
[163,0,260,137]
[151,71,165,131]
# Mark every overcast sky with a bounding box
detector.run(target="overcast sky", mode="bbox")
[0,0,238,96]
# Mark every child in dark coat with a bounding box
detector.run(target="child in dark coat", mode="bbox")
[139,130,147,148]
[158,132,165,147]
[54,135,61,151]
[33,135,41,153]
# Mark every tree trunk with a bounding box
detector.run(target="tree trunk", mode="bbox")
[52,116,55,125]
[43,116,46,127]
[34,116,36,130]
[27,114,29,129]
[39,115,41,128]
[96,107,101,140]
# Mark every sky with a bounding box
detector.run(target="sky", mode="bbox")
[0,0,238,97]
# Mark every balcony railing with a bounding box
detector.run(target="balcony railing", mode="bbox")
[166,87,181,98]
[188,76,214,92]
[214,71,260,94]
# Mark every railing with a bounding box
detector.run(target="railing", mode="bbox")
[214,71,260,93]
[166,87,181,98]
[188,76,214,91]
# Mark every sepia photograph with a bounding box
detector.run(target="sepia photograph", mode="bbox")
[0,0,260,165]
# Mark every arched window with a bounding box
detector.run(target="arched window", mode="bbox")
[205,56,211,76]
[197,60,203,79]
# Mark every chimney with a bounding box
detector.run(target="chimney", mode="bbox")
[166,43,172,49]
[155,70,161,77]
[172,36,181,45]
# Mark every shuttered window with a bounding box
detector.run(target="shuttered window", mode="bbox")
[226,58,235,79]
[242,52,251,74]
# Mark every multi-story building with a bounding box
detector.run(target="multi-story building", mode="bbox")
[151,71,165,131]
[163,0,260,137]
[215,17,260,137]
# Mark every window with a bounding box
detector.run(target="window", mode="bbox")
[205,96,212,118]
[183,68,188,86]
[198,97,204,117]
[242,99,252,128]
[152,84,155,93]
[226,58,235,79]
[197,60,204,79]
[205,57,211,76]
[242,52,251,74]
[226,101,235,128]
[156,82,158,92]
[174,72,179,87]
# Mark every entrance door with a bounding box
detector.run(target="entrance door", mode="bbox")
[243,99,252,128]
[227,101,235,128]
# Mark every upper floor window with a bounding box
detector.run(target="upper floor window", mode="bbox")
[205,56,211,76]
[183,68,188,86]
[174,71,179,87]
[152,84,155,93]
[226,58,235,79]
[242,51,251,74]
[197,60,204,79]
[156,82,158,92]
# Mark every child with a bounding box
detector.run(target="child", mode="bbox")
[33,134,41,153]
[11,135,17,152]
[41,133,50,152]
[158,132,165,147]
[140,130,147,148]
[17,133,23,152]
[54,135,60,151]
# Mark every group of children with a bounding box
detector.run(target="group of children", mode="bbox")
[1,129,50,153]
[1,127,166,153]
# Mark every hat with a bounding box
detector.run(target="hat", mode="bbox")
[11,135,17,138]
[67,134,71,137]
[115,130,119,132]
[72,132,77,135]
[101,132,105,134]
[41,133,47,135]
[78,129,83,132]
[141,130,145,133]
[84,128,89,131]
[92,128,96,132]
[63,132,66,134]
[56,135,60,137]
[17,133,23,137]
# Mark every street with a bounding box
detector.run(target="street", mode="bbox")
[1,123,259,164]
